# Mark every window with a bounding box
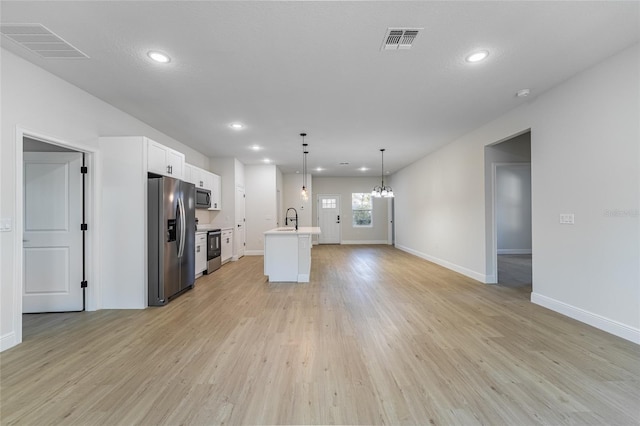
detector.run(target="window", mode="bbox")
[322,198,337,209]
[352,193,372,227]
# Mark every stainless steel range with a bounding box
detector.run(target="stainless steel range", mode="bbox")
[205,229,222,274]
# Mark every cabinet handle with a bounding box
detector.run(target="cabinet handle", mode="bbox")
[167,165,171,174]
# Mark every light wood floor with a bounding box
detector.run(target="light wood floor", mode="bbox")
[1,245,638,425]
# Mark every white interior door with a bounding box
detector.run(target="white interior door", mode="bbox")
[23,152,83,312]
[235,186,245,258]
[318,195,341,244]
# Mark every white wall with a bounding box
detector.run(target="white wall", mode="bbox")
[209,157,238,229]
[0,48,210,351]
[312,176,389,244]
[393,43,639,342]
[276,167,284,227]
[496,165,532,253]
[245,164,278,254]
[283,173,312,227]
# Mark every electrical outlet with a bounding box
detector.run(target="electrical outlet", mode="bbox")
[559,213,575,224]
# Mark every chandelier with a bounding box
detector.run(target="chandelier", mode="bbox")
[300,133,309,201]
[371,148,394,198]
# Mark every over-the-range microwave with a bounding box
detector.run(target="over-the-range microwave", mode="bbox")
[195,187,211,209]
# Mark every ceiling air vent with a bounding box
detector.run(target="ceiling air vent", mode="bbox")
[0,23,89,59]
[381,27,423,51]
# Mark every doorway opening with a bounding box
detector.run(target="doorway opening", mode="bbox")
[15,129,97,345]
[485,131,532,290]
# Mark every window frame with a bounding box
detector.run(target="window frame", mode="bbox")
[351,192,373,228]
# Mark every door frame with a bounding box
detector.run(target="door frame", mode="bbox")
[13,127,100,345]
[316,194,341,244]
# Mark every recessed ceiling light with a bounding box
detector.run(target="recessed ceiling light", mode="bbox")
[315,167,324,172]
[359,167,369,172]
[229,123,244,130]
[147,51,171,63]
[250,145,261,151]
[516,88,531,98]
[263,158,271,164]
[466,50,489,63]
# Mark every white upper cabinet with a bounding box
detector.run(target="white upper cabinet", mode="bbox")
[184,164,197,185]
[210,173,221,210]
[184,163,222,210]
[147,140,185,179]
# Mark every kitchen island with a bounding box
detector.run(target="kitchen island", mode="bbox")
[264,227,321,282]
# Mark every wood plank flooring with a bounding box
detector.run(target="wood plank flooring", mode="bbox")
[1,245,639,425]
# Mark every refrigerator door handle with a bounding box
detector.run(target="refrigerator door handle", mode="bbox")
[175,200,181,256]
[177,197,186,258]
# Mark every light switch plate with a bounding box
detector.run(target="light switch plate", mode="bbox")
[0,218,12,232]
[559,213,575,224]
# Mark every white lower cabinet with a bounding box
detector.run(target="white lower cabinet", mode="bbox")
[222,229,233,263]
[195,232,207,276]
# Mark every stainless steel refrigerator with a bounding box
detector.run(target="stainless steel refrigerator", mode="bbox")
[148,176,195,306]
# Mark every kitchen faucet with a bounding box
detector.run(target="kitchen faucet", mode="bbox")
[285,207,298,231]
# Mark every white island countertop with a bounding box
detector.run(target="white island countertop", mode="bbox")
[263,227,321,282]
[264,226,321,235]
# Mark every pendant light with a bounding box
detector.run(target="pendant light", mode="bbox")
[371,148,394,198]
[300,133,309,201]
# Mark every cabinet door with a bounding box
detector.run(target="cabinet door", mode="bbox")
[166,148,185,180]
[202,170,214,191]
[222,230,233,262]
[148,140,185,179]
[210,173,221,210]
[147,140,168,175]
[195,234,207,274]
[193,167,206,188]
[184,164,195,185]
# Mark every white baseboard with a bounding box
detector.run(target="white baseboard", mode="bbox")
[497,249,532,255]
[341,240,389,245]
[395,244,488,283]
[244,250,264,256]
[297,273,310,282]
[531,292,640,344]
[1,332,17,352]
[485,274,497,284]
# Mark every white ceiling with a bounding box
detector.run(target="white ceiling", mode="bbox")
[2,1,638,176]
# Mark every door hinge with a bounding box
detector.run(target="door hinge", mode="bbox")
[80,166,88,174]
[80,223,88,231]
[81,280,88,288]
